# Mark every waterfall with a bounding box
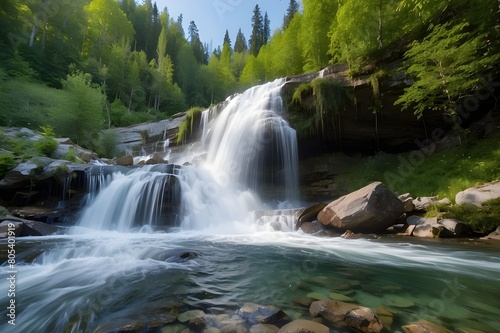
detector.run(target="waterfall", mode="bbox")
[203,78,298,202]
[78,79,299,232]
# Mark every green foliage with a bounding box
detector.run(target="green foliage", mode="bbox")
[428,199,500,234]
[177,107,206,144]
[34,126,58,157]
[289,78,351,140]
[0,154,16,179]
[92,130,120,158]
[336,129,500,200]
[49,72,105,147]
[302,0,339,72]
[63,147,79,163]
[396,21,500,118]
[0,205,9,219]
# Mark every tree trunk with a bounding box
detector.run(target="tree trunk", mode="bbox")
[41,20,48,50]
[377,0,383,50]
[128,87,134,113]
[30,15,39,47]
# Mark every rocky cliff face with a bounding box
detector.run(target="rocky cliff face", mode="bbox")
[282,62,456,158]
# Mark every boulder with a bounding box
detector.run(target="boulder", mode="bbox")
[299,222,324,235]
[413,196,438,211]
[408,217,446,238]
[407,216,470,238]
[297,203,327,226]
[309,300,383,333]
[0,157,53,188]
[309,300,357,323]
[115,155,134,166]
[189,317,207,333]
[317,182,404,233]
[54,142,98,163]
[402,320,451,333]
[20,220,61,236]
[438,219,470,237]
[251,324,279,333]
[0,220,23,238]
[455,181,500,207]
[481,226,500,240]
[277,320,328,333]
[402,198,415,213]
[178,310,205,323]
[146,152,168,165]
[236,303,288,325]
[344,307,384,333]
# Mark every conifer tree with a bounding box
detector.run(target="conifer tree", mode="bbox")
[249,5,263,56]
[234,29,248,53]
[283,0,299,29]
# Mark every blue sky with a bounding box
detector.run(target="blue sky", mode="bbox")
[155,0,300,50]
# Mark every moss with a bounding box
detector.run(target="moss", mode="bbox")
[289,78,351,141]
[176,107,206,144]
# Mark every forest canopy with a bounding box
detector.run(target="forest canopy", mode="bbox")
[0,0,498,149]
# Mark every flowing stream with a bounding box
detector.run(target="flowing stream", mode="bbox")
[1,80,500,333]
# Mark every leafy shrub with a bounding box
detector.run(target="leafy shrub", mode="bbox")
[0,154,16,179]
[92,131,119,158]
[34,125,58,157]
[63,147,78,163]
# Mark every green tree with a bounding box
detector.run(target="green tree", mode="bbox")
[263,12,271,45]
[249,5,263,56]
[234,28,247,53]
[240,55,265,87]
[223,29,232,49]
[283,0,300,29]
[177,44,203,106]
[188,21,205,64]
[50,72,105,146]
[301,0,340,72]
[395,21,500,118]
[83,0,135,59]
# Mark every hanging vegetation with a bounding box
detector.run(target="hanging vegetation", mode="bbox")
[290,78,351,145]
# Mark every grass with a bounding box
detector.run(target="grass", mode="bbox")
[336,128,500,201]
[425,198,500,234]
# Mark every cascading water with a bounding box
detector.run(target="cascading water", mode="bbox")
[78,79,298,232]
[2,80,500,333]
[203,79,298,203]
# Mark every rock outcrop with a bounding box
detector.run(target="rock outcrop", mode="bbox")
[317,182,404,233]
[455,181,500,206]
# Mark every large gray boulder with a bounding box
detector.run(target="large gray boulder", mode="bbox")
[455,181,500,206]
[317,182,404,233]
[0,157,53,188]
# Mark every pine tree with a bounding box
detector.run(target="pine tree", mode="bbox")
[188,21,205,64]
[223,29,231,48]
[234,28,247,53]
[249,4,263,56]
[283,0,299,29]
[263,12,271,45]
